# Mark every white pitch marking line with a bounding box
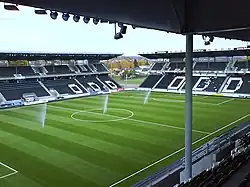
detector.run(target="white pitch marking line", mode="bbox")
[49,105,210,135]
[202,96,209,99]
[152,98,218,106]
[127,118,210,135]
[216,98,235,106]
[0,162,18,179]
[71,108,134,123]
[109,113,250,187]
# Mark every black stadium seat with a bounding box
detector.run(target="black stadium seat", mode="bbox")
[234,61,248,70]
[0,79,49,101]
[176,137,250,187]
[17,66,36,76]
[140,75,162,88]
[209,62,227,71]
[77,75,107,92]
[0,67,16,77]
[92,63,108,72]
[44,65,72,74]
[77,65,93,73]
[155,74,176,89]
[167,62,185,71]
[42,78,85,95]
[151,62,165,70]
[98,74,122,89]
[194,62,210,70]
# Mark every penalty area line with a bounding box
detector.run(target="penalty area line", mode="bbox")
[109,113,250,187]
[216,98,235,106]
[0,162,18,179]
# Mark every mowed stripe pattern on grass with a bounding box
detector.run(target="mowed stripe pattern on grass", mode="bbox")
[0,91,250,187]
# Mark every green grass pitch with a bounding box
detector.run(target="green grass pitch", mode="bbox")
[0,163,12,177]
[114,77,146,85]
[0,91,250,187]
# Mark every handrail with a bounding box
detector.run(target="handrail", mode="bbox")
[133,121,250,187]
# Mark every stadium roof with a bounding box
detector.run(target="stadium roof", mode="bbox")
[0,52,122,60]
[140,48,250,59]
[3,0,250,41]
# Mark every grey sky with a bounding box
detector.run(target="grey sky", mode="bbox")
[0,3,248,55]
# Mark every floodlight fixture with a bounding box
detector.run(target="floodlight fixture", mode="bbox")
[62,13,70,21]
[114,23,123,40]
[118,23,123,28]
[73,15,80,22]
[93,18,99,25]
[114,32,123,40]
[204,41,210,45]
[83,17,90,23]
[4,4,19,11]
[210,36,214,42]
[120,25,127,34]
[50,11,58,20]
[202,35,214,46]
[34,9,47,15]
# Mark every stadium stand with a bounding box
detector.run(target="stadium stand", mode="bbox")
[192,76,226,92]
[44,65,72,75]
[140,60,250,96]
[136,48,250,187]
[42,77,86,95]
[77,65,93,73]
[68,64,80,73]
[236,75,250,94]
[209,61,228,71]
[0,67,16,77]
[151,62,166,71]
[154,74,179,89]
[181,76,200,90]
[133,123,250,187]
[0,53,121,106]
[33,66,46,74]
[0,64,118,103]
[221,75,250,94]
[98,74,122,89]
[234,61,248,71]
[177,133,250,187]
[167,62,185,71]
[76,75,107,92]
[92,63,109,72]
[17,66,37,76]
[0,79,49,101]
[194,61,210,70]
[167,62,177,71]
[140,75,162,88]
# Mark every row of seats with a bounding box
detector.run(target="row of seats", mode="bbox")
[238,172,250,187]
[178,134,250,187]
[0,64,108,78]
[140,74,250,95]
[235,61,250,71]
[151,61,250,71]
[0,80,49,101]
[0,74,121,101]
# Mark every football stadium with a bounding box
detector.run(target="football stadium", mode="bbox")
[0,48,250,187]
[1,1,250,187]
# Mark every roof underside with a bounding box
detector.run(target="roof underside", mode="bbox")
[140,48,250,59]
[0,53,122,60]
[3,0,250,41]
